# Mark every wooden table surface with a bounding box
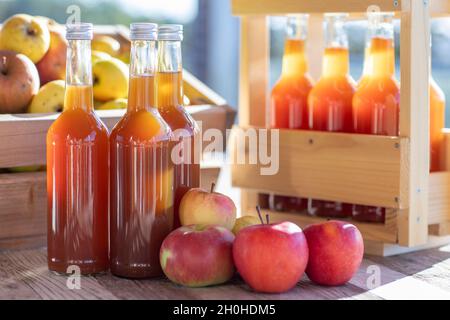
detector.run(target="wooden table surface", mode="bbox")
[1,245,450,300]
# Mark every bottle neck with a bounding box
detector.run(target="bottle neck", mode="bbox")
[281,39,308,77]
[64,39,93,111]
[322,47,349,77]
[157,40,183,109]
[128,40,157,112]
[365,37,395,77]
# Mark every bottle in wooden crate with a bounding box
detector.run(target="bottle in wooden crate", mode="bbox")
[110,23,174,278]
[352,12,400,223]
[156,25,200,227]
[308,13,355,217]
[46,23,109,274]
[430,76,445,172]
[261,14,314,212]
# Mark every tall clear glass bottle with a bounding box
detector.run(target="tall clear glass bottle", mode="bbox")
[47,23,109,274]
[308,13,355,217]
[110,23,173,278]
[262,15,314,213]
[352,12,400,222]
[156,25,200,227]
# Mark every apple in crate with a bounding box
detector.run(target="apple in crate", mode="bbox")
[179,183,236,230]
[36,25,67,85]
[0,14,50,63]
[233,215,309,293]
[0,50,40,113]
[304,220,364,286]
[160,225,235,287]
[28,80,65,113]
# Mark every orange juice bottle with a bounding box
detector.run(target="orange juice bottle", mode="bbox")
[46,23,109,274]
[308,13,355,217]
[430,76,445,172]
[352,12,400,222]
[265,14,313,212]
[110,23,173,278]
[156,25,200,227]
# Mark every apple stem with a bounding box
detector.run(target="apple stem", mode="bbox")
[266,213,270,224]
[210,182,216,193]
[255,206,264,224]
[0,56,6,75]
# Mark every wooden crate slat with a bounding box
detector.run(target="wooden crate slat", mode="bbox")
[243,208,398,244]
[397,0,430,246]
[0,105,234,168]
[231,0,402,15]
[428,172,450,224]
[231,127,406,208]
[232,0,450,16]
[0,172,46,240]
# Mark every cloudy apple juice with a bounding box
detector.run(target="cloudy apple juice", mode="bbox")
[157,25,200,228]
[46,23,109,275]
[110,23,174,278]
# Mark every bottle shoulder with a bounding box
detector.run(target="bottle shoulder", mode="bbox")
[110,109,172,143]
[47,109,108,141]
[158,105,198,134]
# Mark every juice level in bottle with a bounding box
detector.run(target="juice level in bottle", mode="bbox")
[47,85,109,274]
[110,75,173,278]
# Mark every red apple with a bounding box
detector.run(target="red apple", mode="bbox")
[160,225,235,287]
[179,184,236,230]
[36,25,67,85]
[304,220,364,286]
[0,50,40,113]
[233,221,309,293]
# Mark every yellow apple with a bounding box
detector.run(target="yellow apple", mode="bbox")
[92,50,111,64]
[0,14,50,63]
[92,35,120,56]
[28,80,65,113]
[97,98,127,110]
[93,57,129,101]
[232,215,262,235]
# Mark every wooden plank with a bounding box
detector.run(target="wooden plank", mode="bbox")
[0,249,117,300]
[0,172,46,242]
[0,105,234,168]
[0,248,382,300]
[238,16,268,128]
[231,0,402,15]
[428,172,450,224]
[397,0,430,247]
[231,127,406,208]
[242,208,398,244]
[365,235,450,256]
[429,221,450,236]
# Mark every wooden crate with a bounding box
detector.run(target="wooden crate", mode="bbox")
[230,0,450,256]
[0,25,236,250]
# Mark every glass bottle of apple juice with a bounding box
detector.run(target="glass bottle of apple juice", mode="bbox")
[47,23,109,274]
[110,23,174,278]
[156,25,200,228]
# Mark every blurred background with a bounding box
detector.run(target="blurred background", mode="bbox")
[1,0,450,124]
